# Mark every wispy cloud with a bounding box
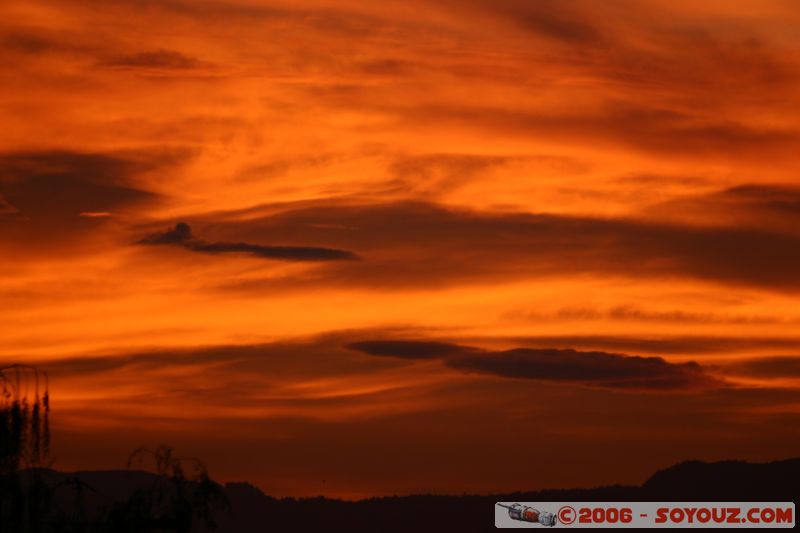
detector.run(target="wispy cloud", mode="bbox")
[100,49,208,70]
[138,222,358,261]
[192,201,800,291]
[348,339,722,391]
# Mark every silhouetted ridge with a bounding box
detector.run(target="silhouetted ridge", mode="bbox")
[642,458,800,500]
[10,457,798,532]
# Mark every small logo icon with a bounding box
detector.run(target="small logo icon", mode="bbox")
[497,503,558,527]
[558,505,576,525]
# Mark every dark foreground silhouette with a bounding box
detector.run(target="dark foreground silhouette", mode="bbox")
[3,457,797,532]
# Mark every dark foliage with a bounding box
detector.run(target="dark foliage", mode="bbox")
[1,366,229,533]
[1,365,52,532]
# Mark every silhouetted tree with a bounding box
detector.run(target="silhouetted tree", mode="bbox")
[0,364,52,532]
[2,366,234,532]
[105,445,230,532]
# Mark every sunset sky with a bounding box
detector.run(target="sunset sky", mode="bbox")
[2,0,800,498]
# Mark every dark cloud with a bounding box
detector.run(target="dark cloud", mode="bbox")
[138,222,358,261]
[498,335,800,356]
[197,200,800,291]
[721,357,800,379]
[42,336,390,380]
[38,336,431,421]
[138,221,193,245]
[358,59,413,76]
[346,340,478,360]
[400,104,800,160]
[101,49,206,69]
[0,151,158,217]
[0,27,98,56]
[0,150,179,250]
[616,173,710,187]
[39,335,800,498]
[505,305,789,326]
[41,332,741,391]
[469,0,604,45]
[724,184,800,213]
[647,184,800,232]
[611,29,800,111]
[348,339,720,391]
[192,241,358,261]
[421,0,608,48]
[43,343,268,377]
[2,32,59,54]
[450,348,717,390]
[604,306,762,324]
[452,0,800,106]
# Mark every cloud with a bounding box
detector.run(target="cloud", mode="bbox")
[0,150,159,214]
[446,0,800,102]
[101,49,207,70]
[450,348,717,390]
[43,342,287,377]
[646,184,800,232]
[198,200,800,291]
[464,0,604,45]
[348,339,720,391]
[383,153,585,197]
[387,153,516,194]
[37,334,457,428]
[0,27,99,56]
[138,222,358,261]
[0,150,178,249]
[139,221,193,245]
[724,184,800,213]
[346,340,479,359]
[721,357,800,379]
[2,32,60,54]
[507,305,790,326]
[36,333,800,498]
[395,104,800,161]
[501,335,800,356]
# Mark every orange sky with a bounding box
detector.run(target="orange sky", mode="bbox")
[2,0,800,498]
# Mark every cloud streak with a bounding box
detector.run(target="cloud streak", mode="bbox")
[101,49,207,70]
[196,201,800,291]
[138,222,358,261]
[721,357,800,379]
[348,339,721,391]
[646,184,800,232]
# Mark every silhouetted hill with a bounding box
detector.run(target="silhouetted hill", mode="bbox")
[642,458,800,500]
[13,458,799,532]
